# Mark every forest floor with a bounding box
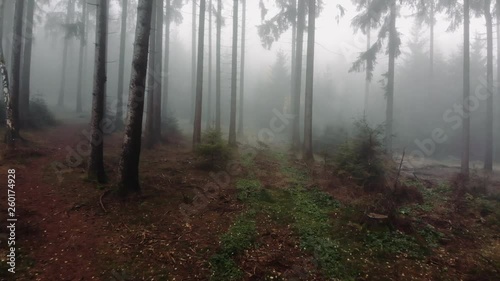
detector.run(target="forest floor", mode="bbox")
[0,123,499,280]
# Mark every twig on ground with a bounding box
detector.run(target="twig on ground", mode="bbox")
[100,189,111,213]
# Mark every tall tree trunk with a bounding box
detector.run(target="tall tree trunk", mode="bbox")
[228,0,238,147]
[144,0,156,149]
[87,0,108,183]
[1,55,13,142]
[237,0,246,138]
[76,0,87,113]
[0,0,4,50]
[20,0,34,126]
[292,0,305,151]
[153,0,164,142]
[428,0,434,98]
[461,0,470,177]
[193,0,206,147]
[118,0,154,195]
[385,0,396,155]
[290,0,297,116]
[302,0,315,162]
[4,0,23,145]
[364,28,370,115]
[215,0,221,132]
[57,0,75,107]
[191,0,197,122]
[162,0,171,120]
[115,0,127,128]
[484,0,493,172]
[206,0,213,129]
[496,0,500,163]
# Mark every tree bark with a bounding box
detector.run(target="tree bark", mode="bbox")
[292,0,305,151]
[153,0,164,142]
[215,0,221,132]
[1,47,15,145]
[461,0,470,177]
[20,0,34,126]
[290,0,297,117]
[191,0,197,122]
[193,0,206,148]
[364,27,370,115]
[237,0,246,138]
[428,1,434,98]
[228,0,238,147]
[484,0,493,172]
[87,0,108,183]
[4,0,23,145]
[115,0,127,128]
[144,0,156,149]
[76,0,87,113]
[57,0,75,107]
[302,0,315,162]
[385,0,396,155]
[0,0,4,49]
[162,0,171,120]
[206,0,213,129]
[496,0,500,163]
[119,0,154,195]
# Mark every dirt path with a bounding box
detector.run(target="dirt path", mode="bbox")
[13,124,106,280]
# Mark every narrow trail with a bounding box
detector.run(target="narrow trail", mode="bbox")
[16,123,106,280]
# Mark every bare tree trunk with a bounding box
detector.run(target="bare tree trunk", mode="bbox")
[115,0,127,128]
[193,0,206,148]
[461,0,470,177]
[237,0,246,138]
[0,0,4,49]
[302,0,315,162]
[228,0,238,147]
[215,0,221,132]
[1,48,15,144]
[153,0,164,142]
[292,0,305,151]
[20,0,34,126]
[162,0,171,120]
[428,1,434,98]
[191,0,196,122]
[119,0,154,195]
[4,0,23,145]
[87,0,108,183]
[484,0,493,172]
[57,0,75,107]
[290,0,297,117]
[206,0,213,129]
[364,28,370,115]
[144,1,156,149]
[385,0,396,155]
[76,0,87,113]
[496,0,500,163]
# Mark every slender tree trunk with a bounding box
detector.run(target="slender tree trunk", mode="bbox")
[496,0,500,163]
[385,0,396,155]
[87,0,108,183]
[302,0,315,162]
[153,0,164,142]
[20,0,34,126]
[4,0,23,145]
[292,0,305,151]
[206,0,213,129]
[162,0,171,119]
[144,0,156,149]
[191,0,197,122]
[364,28,370,115]
[428,1,434,98]
[484,0,493,172]
[115,0,127,128]
[1,56,14,141]
[119,0,154,195]
[461,0,470,177]
[215,0,221,132]
[237,0,246,138]
[193,0,206,147]
[57,0,75,107]
[290,0,297,116]
[0,0,4,49]
[76,0,87,113]
[228,0,238,146]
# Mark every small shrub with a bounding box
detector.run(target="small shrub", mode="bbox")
[196,129,232,169]
[162,114,181,140]
[27,97,57,128]
[334,118,385,190]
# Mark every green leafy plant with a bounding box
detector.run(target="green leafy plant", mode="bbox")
[196,129,232,169]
